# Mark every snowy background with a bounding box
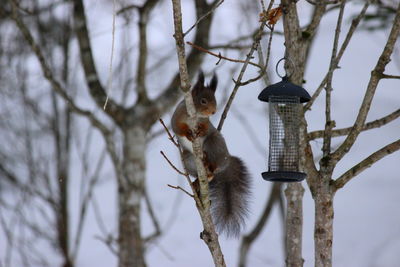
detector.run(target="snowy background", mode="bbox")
[1,0,399,266]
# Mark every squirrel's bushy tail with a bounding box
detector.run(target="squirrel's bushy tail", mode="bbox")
[209,156,251,238]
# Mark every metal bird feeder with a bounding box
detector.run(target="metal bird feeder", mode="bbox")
[258,59,311,182]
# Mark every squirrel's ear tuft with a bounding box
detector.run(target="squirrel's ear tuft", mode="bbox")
[196,71,205,86]
[209,73,218,92]
[192,71,204,96]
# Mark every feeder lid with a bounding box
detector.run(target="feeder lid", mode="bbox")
[258,76,311,103]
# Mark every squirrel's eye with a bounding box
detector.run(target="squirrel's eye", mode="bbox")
[200,98,208,105]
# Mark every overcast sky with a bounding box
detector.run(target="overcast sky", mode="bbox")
[1,0,399,266]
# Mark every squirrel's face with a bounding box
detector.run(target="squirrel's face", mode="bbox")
[196,92,216,117]
[192,72,218,117]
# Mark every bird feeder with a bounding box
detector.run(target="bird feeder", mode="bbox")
[258,68,311,182]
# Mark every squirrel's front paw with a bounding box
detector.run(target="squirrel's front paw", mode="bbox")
[185,129,195,141]
[195,123,208,137]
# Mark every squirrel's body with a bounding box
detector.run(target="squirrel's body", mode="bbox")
[172,100,211,154]
[170,72,251,237]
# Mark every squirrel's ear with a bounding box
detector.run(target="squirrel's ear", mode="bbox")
[196,71,205,87]
[192,71,205,95]
[209,73,218,92]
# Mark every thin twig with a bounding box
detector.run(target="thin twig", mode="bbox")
[160,151,187,176]
[91,194,111,242]
[304,0,371,111]
[187,41,262,69]
[73,0,125,122]
[94,235,118,256]
[321,0,346,160]
[217,0,275,131]
[331,3,400,162]
[9,0,112,136]
[72,145,108,260]
[167,184,194,198]
[381,73,400,79]
[237,25,275,86]
[183,0,224,37]
[159,118,179,147]
[208,44,253,50]
[263,25,275,76]
[103,0,117,110]
[210,30,282,51]
[143,188,162,243]
[158,120,196,196]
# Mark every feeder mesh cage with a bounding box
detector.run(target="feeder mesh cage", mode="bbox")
[268,95,301,172]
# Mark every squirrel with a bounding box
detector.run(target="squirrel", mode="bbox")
[171,72,251,237]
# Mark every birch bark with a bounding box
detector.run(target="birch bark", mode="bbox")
[117,127,147,267]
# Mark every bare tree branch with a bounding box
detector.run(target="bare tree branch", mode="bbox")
[237,24,276,87]
[183,0,224,37]
[322,0,346,160]
[217,0,275,131]
[143,188,162,244]
[381,73,400,79]
[304,0,372,111]
[103,0,117,111]
[8,0,112,138]
[303,0,328,38]
[0,160,57,208]
[308,108,400,140]
[158,120,198,197]
[135,0,161,104]
[160,151,187,176]
[167,184,194,198]
[72,0,125,123]
[91,196,115,249]
[94,235,118,256]
[208,44,253,50]
[331,3,400,163]
[334,139,400,191]
[187,41,262,68]
[159,118,179,147]
[71,146,107,261]
[209,29,283,52]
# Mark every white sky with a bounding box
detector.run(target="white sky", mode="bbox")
[1,0,399,266]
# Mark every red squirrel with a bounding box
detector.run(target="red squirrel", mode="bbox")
[171,72,251,237]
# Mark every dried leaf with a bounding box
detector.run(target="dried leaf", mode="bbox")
[259,7,283,26]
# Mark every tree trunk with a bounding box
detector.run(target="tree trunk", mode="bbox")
[285,183,305,267]
[313,181,334,267]
[118,126,147,267]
